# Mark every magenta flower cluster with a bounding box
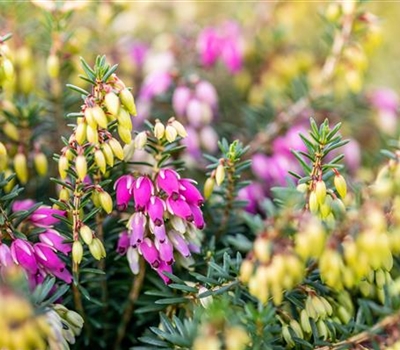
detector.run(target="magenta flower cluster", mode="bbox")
[114,168,204,283]
[197,21,243,73]
[0,200,71,288]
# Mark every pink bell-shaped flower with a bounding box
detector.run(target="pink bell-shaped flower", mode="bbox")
[156,169,180,196]
[132,176,154,210]
[11,239,38,273]
[114,175,135,210]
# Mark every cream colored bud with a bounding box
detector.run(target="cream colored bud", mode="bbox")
[75,155,87,181]
[79,225,93,245]
[117,107,133,131]
[72,241,83,264]
[171,119,188,138]
[59,187,70,202]
[99,191,113,214]
[123,141,135,162]
[165,124,178,143]
[75,122,87,145]
[134,131,147,150]
[308,191,318,213]
[0,142,7,157]
[239,259,253,283]
[65,310,84,329]
[101,142,114,166]
[2,58,14,81]
[4,122,19,141]
[14,153,28,184]
[315,180,326,206]
[4,169,15,193]
[215,164,225,186]
[94,149,107,174]
[198,286,213,308]
[91,105,108,129]
[89,238,106,260]
[117,125,132,144]
[119,88,137,115]
[104,92,120,116]
[334,174,347,198]
[154,120,165,139]
[86,124,99,144]
[0,142,7,171]
[47,54,59,78]
[34,152,48,176]
[204,177,215,199]
[58,155,69,179]
[84,107,97,128]
[254,237,271,263]
[108,138,124,160]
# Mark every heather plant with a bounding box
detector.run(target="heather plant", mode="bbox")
[3,1,400,350]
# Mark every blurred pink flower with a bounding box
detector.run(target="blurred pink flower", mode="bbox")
[197,21,243,73]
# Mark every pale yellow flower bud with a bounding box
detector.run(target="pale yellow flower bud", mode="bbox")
[2,58,14,81]
[34,152,48,176]
[203,177,215,199]
[58,155,69,179]
[334,174,347,199]
[308,191,318,213]
[46,54,59,78]
[117,107,133,131]
[86,124,99,144]
[59,187,70,202]
[75,155,87,181]
[101,142,114,167]
[84,107,97,128]
[99,191,113,214]
[123,141,135,162]
[134,131,147,150]
[315,180,326,206]
[165,124,178,143]
[72,241,83,264]
[75,122,87,145]
[0,142,7,171]
[108,138,124,160]
[117,124,132,144]
[239,259,253,283]
[171,119,188,138]
[104,92,120,116]
[119,88,137,115]
[89,238,106,260]
[94,149,106,174]
[65,310,84,329]
[154,120,165,139]
[215,164,225,186]
[4,122,19,141]
[79,225,93,245]
[91,105,108,129]
[14,153,28,184]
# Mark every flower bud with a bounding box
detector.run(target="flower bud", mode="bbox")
[117,125,132,144]
[91,105,108,129]
[34,152,48,176]
[123,141,135,162]
[117,107,132,131]
[75,155,87,181]
[104,92,120,116]
[84,107,97,128]
[203,177,215,199]
[86,124,99,144]
[4,122,19,141]
[65,310,84,329]
[300,309,312,334]
[2,58,14,81]
[59,187,70,202]
[308,191,318,213]
[94,149,107,174]
[315,180,326,206]
[75,122,87,145]
[134,131,147,150]
[89,238,106,260]
[154,120,165,139]
[99,191,113,214]
[108,138,124,160]
[165,124,178,143]
[101,142,114,166]
[171,119,188,138]
[79,225,93,245]
[46,54,59,78]
[0,142,8,171]
[72,241,83,264]
[58,155,69,179]
[239,259,253,283]
[198,286,213,308]
[119,88,136,115]
[215,164,225,186]
[14,153,28,184]
[334,174,347,198]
